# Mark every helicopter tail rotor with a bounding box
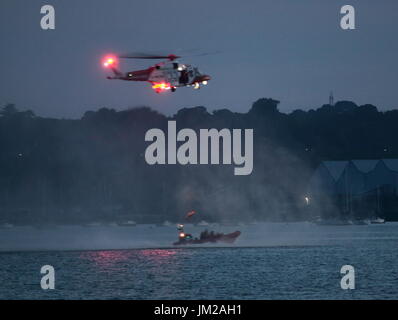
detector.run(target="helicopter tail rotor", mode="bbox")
[102,55,123,78]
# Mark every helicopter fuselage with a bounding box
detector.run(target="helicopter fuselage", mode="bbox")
[107,60,211,93]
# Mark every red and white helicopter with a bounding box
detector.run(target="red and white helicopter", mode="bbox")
[102,53,212,93]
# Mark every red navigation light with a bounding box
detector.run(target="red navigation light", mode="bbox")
[103,56,117,68]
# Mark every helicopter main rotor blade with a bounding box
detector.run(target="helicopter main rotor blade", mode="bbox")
[119,53,180,60]
[118,50,221,61]
[184,51,222,58]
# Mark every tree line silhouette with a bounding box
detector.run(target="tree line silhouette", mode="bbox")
[1,98,397,224]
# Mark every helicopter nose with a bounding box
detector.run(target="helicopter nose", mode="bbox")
[201,75,211,81]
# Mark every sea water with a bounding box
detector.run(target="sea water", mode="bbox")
[0,223,397,299]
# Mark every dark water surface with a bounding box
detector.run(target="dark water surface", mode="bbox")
[1,240,397,299]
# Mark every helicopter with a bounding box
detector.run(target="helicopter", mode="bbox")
[102,53,212,93]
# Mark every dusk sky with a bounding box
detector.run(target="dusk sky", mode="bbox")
[1,0,397,118]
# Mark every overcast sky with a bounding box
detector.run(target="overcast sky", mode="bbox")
[0,0,397,118]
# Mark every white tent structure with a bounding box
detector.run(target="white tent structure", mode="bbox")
[308,159,398,220]
[309,159,398,196]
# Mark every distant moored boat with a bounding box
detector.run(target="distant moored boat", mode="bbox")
[118,220,137,227]
[371,217,385,224]
[197,220,209,226]
[0,223,14,229]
